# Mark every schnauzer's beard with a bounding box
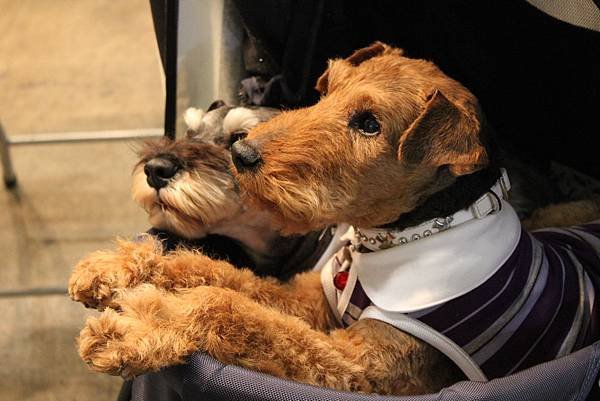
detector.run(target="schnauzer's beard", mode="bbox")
[132,165,241,239]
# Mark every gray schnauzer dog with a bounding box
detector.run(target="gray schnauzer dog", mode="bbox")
[132,100,333,279]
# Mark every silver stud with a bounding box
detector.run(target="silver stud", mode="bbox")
[369,238,376,245]
[412,234,421,241]
[423,230,432,237]
[330,226,337,235]
[360,235,367,242]
[433,218,446,229]
[433,216,453,231]
[399,237,408,244]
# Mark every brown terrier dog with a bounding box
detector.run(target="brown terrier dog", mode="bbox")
[72,43,599,395]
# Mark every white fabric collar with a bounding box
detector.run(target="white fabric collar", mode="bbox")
[312,223,355,272]
[353,200,522,313]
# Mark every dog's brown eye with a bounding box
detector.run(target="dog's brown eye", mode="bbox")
[349,111,380,136]
[228,131,248,146]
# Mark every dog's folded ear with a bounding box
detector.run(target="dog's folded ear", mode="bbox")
[398,90,488,176]
[345,41,403,66]
[316,42,404,95]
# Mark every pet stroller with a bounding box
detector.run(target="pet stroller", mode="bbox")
[120,1,600,400]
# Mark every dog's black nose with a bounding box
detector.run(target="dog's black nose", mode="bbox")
[231,140,262,171]
[144,157,179,189]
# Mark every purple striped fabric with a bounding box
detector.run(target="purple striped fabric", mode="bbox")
[340,223,600,379]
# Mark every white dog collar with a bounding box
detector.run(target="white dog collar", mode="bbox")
[355,169,511,251]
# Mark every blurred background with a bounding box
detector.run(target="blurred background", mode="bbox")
[1,1,599,400]
[0,1,162,400]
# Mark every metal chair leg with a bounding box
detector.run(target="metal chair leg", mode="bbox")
[0,122,17,189]
[0,123,163,190]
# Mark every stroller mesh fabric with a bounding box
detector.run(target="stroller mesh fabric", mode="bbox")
[129,341,600,401]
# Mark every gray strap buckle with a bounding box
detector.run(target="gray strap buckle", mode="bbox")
[471,191,502,219]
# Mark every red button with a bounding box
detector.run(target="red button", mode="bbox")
[334,271,349,291]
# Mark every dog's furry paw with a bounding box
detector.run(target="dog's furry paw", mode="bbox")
[78,308,137,376]
[68,236,164,309]
[77,285,192,378]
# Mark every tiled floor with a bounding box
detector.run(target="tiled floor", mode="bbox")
[0,1,163,400]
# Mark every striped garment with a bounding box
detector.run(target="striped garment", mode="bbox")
[334,223,600,379]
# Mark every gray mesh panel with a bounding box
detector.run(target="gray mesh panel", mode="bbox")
[130,341,600,401]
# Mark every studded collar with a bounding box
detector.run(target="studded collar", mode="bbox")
[355,169,511,252]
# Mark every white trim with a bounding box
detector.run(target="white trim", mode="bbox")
[336,262,359,320]
[321,256,343,324]
[313,224,353,271]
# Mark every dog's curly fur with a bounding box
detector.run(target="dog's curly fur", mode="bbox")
[74,235,455,394]
[70,43,600,395]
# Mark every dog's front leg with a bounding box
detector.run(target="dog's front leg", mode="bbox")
[68,236,165,309]
[154,249,335,330]
[69,237,333,330]
[78,284,442,395]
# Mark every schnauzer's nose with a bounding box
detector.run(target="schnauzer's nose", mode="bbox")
[231,140,262,171]
[144,157,179,189]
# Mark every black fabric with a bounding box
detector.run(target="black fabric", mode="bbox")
[130,367,185,401]
[129,341,600,401]
[236,0,326,107]
[234,0,292,76]
[236,1,600,178]
[150,0,600,173]
[146,228,255,270]
[275,227,334,279]
[262,228,333,280]
[117,379,133,401]
[144,228,333,281]
[587,367,600,401]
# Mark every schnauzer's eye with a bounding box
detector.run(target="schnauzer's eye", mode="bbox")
[349,111,380,136]
[228,131,248,146]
